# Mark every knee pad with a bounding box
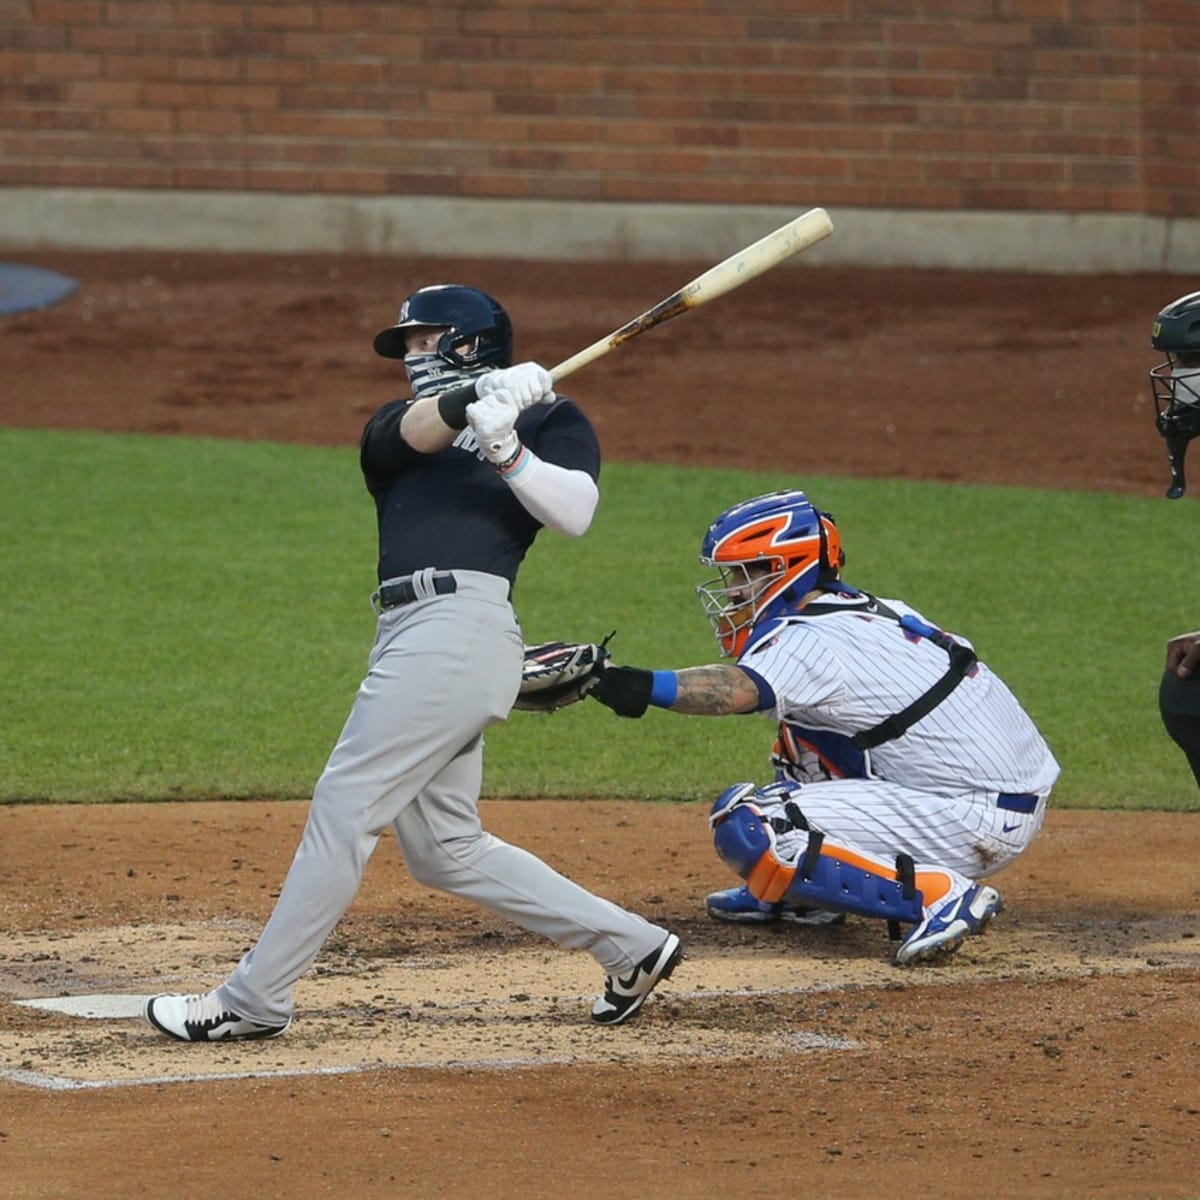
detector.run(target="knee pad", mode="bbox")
[711,800,771,877]
[708,781,758,830]
[710,780,806,832]
[711,803,797,902]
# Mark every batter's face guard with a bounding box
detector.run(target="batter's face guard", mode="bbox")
[1149,290,1200,499]
[373,284,514,369]
[696,490,844,656]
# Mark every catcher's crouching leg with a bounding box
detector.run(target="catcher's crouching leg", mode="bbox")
[708,785,955,931]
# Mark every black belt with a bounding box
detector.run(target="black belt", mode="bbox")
[996,792,1038,814]
[377,574,457,610]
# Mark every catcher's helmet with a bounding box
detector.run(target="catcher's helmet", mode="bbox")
[373,284,513,368]
[1149,291,1200,498]
[697,490,844,657]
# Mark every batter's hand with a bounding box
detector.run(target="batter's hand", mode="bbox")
[476,362,556,410]
[1166,630,1200,677]
[466,392,521,464]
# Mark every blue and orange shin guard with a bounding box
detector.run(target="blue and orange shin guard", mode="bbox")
[710,798,952,927]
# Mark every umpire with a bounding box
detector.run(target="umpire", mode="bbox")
[145,284,681,1042]
[1148,292,1200,788]
[1161,631,1200,789]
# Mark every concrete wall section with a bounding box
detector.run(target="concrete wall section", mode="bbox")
[2,188,1198,274]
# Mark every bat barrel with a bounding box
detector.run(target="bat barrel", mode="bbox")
[549,207,833,383]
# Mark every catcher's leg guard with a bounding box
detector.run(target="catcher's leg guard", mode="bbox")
[783,839,928,927]
[712,804,952,927]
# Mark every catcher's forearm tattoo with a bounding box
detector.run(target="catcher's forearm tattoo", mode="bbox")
[670,665,760,715]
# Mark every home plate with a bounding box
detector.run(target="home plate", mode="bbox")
[15,995,148,1019]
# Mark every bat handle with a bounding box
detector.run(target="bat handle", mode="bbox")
[1165,434,1189,499]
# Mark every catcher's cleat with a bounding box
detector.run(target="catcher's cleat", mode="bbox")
[895,884,1003,966]
[145,991,291,1042]
[705,884,846,926]
[591,933,683,1026]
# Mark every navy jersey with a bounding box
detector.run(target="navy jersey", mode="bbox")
[359,395,600,585]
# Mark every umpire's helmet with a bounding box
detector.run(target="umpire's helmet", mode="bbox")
[697,490,844,657]
[1150,292,1200,497]
[373,284,513,368]
[1152,291,1200,358]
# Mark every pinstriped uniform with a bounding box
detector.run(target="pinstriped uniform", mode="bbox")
[738,591,1059,882]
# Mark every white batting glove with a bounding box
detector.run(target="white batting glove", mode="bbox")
[475,362,556,410]
[466,392,522,465]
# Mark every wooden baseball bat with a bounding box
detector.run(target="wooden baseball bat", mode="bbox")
[549,207,833,383]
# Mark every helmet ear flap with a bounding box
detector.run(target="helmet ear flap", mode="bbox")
[816,511,844,583]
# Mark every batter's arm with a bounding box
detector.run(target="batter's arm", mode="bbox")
[398,388,473,453]
[503,456,599,537]
[399,364,556,454]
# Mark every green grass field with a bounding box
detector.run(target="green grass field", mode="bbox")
[2,427,1197,809]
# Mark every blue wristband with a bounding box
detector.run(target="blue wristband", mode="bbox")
[648,670,678,708]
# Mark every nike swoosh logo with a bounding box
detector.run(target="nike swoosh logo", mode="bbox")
[1002,822,1021,833]
[614,966,644,992]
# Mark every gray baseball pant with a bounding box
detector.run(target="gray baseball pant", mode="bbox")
[219,570,666,1025]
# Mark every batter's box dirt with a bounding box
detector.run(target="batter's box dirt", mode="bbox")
[2,913,1196,1088]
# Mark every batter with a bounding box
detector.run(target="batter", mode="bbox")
[145,284,681,1041]
[588,489,1060,964]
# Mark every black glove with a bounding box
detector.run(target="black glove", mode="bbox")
[590,664,655,718]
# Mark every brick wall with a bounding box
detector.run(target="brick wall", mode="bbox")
[1,0,1196,218]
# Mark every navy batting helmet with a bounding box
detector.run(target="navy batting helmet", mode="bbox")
[373,284,513,369]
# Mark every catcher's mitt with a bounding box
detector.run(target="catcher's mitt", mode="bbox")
[513,634,613,713]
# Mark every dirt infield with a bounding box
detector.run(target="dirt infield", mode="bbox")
[1,251,1198,1200]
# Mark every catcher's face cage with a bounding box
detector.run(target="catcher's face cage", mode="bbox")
[696,490,837,657]
[1150,352,1200,498]
[374,284,513,368]
[698,560,789,657]
[1151,355,1200,440]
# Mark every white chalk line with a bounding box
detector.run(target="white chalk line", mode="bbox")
[0,1056,580,1091]
[0,1034,856,1092]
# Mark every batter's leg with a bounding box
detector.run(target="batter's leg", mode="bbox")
[216,723,390,1024]
[218,587,521,1024]
[391,741,668,975]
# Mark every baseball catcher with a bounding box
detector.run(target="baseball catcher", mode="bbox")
[582,488,1060,966]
